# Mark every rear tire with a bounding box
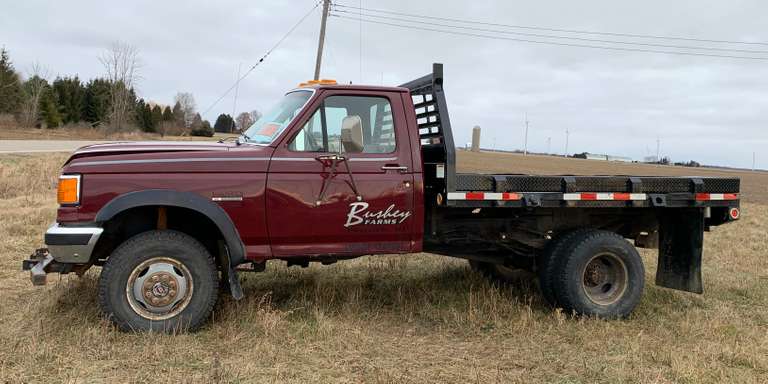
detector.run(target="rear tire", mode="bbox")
[548,230,645,318]
[98,230,219,332]
[537,229,593,306]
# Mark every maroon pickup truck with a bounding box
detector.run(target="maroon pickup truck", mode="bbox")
[24,64,741,332]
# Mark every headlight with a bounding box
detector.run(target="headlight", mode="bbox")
[57,174,81,205]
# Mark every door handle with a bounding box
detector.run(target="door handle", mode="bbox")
[381,165,408,172]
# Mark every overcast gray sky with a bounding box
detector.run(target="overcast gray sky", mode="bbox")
[2,0,767,168]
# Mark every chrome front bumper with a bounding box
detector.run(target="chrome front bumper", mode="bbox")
[22,224,103,286]
[43,223,103,263]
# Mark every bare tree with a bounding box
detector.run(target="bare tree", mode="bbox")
[174,92,196,128]
[235,112,254,131]
[249,109,262,124]
[20,62,49,128]
[100,41,140,131]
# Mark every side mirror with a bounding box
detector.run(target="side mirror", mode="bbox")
[341,115,364,153]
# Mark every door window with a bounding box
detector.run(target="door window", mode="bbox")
[289,96,396,153]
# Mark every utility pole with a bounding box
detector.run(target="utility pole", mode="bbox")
[524,112,529,155]
[313,0,331,80]
[564,128,569,156]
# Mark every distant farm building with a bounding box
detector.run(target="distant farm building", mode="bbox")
[471,126,481,152]
[574,152,633,163]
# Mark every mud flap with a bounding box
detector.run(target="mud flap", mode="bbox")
[218,242,244,300]
[656,208,704,293]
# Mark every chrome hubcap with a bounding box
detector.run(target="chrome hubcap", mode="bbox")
[126,257,193,320]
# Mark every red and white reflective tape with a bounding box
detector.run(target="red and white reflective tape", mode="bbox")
[562,193,647,201]
[447,192,646,201]
[447,191,739,202]
[695,193,739,201]
[447,192,521,201]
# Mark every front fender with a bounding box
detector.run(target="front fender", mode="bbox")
[94,189,246,266]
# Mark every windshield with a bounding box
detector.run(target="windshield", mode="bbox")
[243,90,313,144]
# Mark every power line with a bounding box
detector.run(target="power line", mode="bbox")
[332,9,768,55]
[203,1,322,116]
[331,15,768,61]
[333,2,768,47]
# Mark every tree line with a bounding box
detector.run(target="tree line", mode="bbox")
[0,44,261,137]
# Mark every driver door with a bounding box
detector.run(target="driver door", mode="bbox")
[266,91,415,257]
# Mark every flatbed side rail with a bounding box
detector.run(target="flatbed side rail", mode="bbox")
[446,174,740,209]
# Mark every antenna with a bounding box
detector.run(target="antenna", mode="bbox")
[564,128,570,156]
[546,136,551,154]
[656,136,661,163]
[231,62,242,133]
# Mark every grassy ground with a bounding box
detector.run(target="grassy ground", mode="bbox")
[0,153,766,383]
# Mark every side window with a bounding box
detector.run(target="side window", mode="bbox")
[288,96,396,153]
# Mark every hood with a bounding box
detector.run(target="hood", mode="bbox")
[63,141,274,174]
[68,141,232,160]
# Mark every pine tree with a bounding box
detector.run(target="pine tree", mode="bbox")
[171,101,184,126]
[39,86,62,128]
[191,113,213,137]
[201,120,213,136]
[0,48,23,115]
[162,106,173,121]
[52,76,86,124]
[84,78,111,124]
[151,105,162,132]
[143,103,154,132]
[134,98,147,130]
[213,113,235,133]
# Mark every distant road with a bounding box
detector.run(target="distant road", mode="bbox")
[0,140,109,153]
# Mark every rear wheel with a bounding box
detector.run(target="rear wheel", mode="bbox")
[537,228,593,306]
[98,230,219,332]
[548,230,645,318]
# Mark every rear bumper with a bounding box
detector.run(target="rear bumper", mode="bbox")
[44,223,103,263]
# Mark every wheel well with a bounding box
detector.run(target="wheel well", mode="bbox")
[91,205,225,267]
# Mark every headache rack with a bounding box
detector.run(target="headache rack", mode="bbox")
[399,63,458,199]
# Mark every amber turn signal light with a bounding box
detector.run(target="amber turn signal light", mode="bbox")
[57,175,80,205]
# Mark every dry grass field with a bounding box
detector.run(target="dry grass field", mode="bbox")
[0,151,766,383]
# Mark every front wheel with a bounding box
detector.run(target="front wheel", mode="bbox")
[549,230,645,318]
[98,230,219,332]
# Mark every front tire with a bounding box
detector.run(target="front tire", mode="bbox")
[549,230,645,318]
[98,230,219,332]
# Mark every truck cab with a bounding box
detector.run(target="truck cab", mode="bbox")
[259,85,423,258]
[23,64,740,332]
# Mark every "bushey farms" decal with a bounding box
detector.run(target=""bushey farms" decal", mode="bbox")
[344,202,412,227]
